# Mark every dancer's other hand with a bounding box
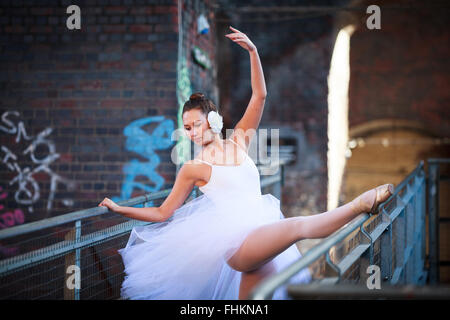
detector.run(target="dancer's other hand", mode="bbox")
[225,26,256,52]
[98,197,121,212]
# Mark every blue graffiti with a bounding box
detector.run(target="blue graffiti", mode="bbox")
[113,116,174,207]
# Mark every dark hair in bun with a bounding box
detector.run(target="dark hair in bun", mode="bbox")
[189,93,205,102]
[182,92,218,116]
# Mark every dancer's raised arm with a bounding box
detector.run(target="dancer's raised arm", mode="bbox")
[225,26,267,149]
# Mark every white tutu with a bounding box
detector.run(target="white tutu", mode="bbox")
[117,140,311,300]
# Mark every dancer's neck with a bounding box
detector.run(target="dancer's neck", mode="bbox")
[203,134,224,152]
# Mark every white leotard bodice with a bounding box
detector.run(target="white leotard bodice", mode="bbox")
[195,139,262,201]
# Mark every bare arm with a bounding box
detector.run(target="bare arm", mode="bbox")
[115,205,164,223]
[98,163,198,222]
[225,26,267,149]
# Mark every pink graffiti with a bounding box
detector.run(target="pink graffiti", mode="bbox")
[0,209,25,229]
[0,187,25,229]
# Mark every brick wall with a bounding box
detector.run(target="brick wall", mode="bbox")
[180,0,218,103]
[0,0,217,240]
[340,0,450,203]
[348,1,450,137]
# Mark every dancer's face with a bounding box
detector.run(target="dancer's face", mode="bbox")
[183,109,214,146]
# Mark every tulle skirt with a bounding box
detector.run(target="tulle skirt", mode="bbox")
[117,192,311,300]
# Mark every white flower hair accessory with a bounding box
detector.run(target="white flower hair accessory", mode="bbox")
[207,110,223,134]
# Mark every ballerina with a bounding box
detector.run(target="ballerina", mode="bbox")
[98,26,394,300]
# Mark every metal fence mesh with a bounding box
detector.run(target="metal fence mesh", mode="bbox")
[0,196,166,300]
[0,166,286,300]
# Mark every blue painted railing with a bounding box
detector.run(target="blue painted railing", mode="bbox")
[1,158,445,300]
[249,160,431,299]
[0,161,285,299]
[427,158,450,285]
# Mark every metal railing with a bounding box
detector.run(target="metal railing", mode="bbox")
[285,283,450,300]
[428,158,450,285]
[0,160,286,300]
[249,160,429,299]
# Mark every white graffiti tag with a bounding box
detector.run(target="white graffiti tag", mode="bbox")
[0,111,75,213]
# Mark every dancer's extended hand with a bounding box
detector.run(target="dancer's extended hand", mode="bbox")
[98,197,121,212]
[225,26,256,52]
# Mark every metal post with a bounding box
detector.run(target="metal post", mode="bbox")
[404,180,413,283]
[420,173,427,283]
[406,194,415,283]
[413,178,422,283]
[64,226,76,300]
[359,223,373,284]
[428,162,440,284]
[75,219,81,300]
[412,170,426,284]
[392,209,406,285]
[380,209,393,283]
[325,251,341,283]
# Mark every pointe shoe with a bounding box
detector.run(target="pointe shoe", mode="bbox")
[351,184,394,215]
[369,184,394,214]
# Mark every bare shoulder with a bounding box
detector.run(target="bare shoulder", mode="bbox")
[173,162,199,185]
[181,159,211,187]
[181,158,211,174]
[184,159,200,165]
[180,159,206,172]
[185,156,211,165]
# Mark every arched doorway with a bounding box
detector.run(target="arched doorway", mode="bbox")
[342,119,448,202]
[342,119,450,283]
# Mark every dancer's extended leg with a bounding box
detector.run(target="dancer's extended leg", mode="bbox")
[227,184,393,273]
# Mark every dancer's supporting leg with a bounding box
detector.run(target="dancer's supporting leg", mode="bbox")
[227,184,393,286]
[238,260,277,299]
